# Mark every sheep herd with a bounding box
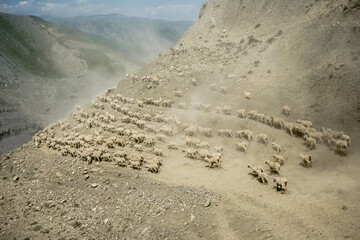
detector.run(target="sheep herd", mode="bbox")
[31,86,351,194]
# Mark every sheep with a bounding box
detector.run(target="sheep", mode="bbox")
[328,139,348,156]
[101,153,112,162]
[136,120,146,129]
[174,90,183,97]
[131,134,145,144]
[293,123,307,137]
[147,156,163,166]
[244,91,252,100]
[185,126,197,136]
[130,161,142,170]
[247,164,264,176]
[210,83,218,90]
[282,122,294,136]
[214,146,224,153]
[273,154,285,166]
[247,110,257,120]
[235,142,248,153]
[257,134,268,145]
[145,163,160,173]
[162,99,173,108]
[273,177,288,193]
[241,130,253,141]
[167,141,178,150]
[255,113,265,123]
[160,126,173,137]
[196,141,210,149]
[195,149,210,160]
[205,153,222,168]
[219,86,228,94]
[152,148,164,157]
[281,106,290,117]
[114,151,127,159]
[191,78,198,86]
[177,102,188,109]
[340,132,351,147]
[303,136,316,150]
[256,170,268,184]
[156,134,166,142]
[127,153,144,164]
[146,125,158,134]
[114,157,127,167]
[200,127,212,137]
[264,115,273,126]
[133,144,143,152]
[265,160,280,174]
[142,114,152,121]
[296,120,313,128]
[201,104,211,113]
[271,117,284,129]
[221,106,232,115]
[236,109,246,118]
[223,129,233,138]
[182,148,197,159]
[304,131,323,144]
[144,137,156,147]
[299,154,312,168]
[271,142,281,153]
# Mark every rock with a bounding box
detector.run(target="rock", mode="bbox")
[204,199,211,208]
[13,175,19,182]
[91,183,98,188]
[190,214,195,222]
[70,221,82,228]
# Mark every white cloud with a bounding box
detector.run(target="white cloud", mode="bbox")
[76,0,88,5]
[145,4,198,21]
[19,1,33,6]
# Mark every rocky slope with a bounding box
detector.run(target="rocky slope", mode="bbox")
[1,0,360,239]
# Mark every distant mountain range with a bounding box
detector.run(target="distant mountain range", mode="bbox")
[43,14,194,65]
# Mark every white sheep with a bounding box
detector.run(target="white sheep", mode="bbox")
[236,109,246,118]
[271,142,281,153]
[305,131,324,144]
[282,122,294,136]
[281,106,290,117]
[273,177,288,193]
[273,154,285,165]
[328,139,348,156]
[235,141,248,153]
[303,136,316,150]
[152,148,164,157]
[257,134,268,145]
[205,153,222,168]
[296,120,313,128]
[265,160,280,174]
[299,154,312,168]
[244,91,252,99]
[241,130,253,141]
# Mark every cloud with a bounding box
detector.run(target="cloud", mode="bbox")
[145,4,199,21]
[76,0,88,5]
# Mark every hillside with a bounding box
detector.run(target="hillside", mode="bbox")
[1,0,360,240]
[0,12,190,154]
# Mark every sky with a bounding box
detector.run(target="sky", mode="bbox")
[0,0,205,21]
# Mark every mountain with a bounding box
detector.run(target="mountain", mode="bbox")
[0,12,191,154]
[43,14,194,65]
[1,1,360,240]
